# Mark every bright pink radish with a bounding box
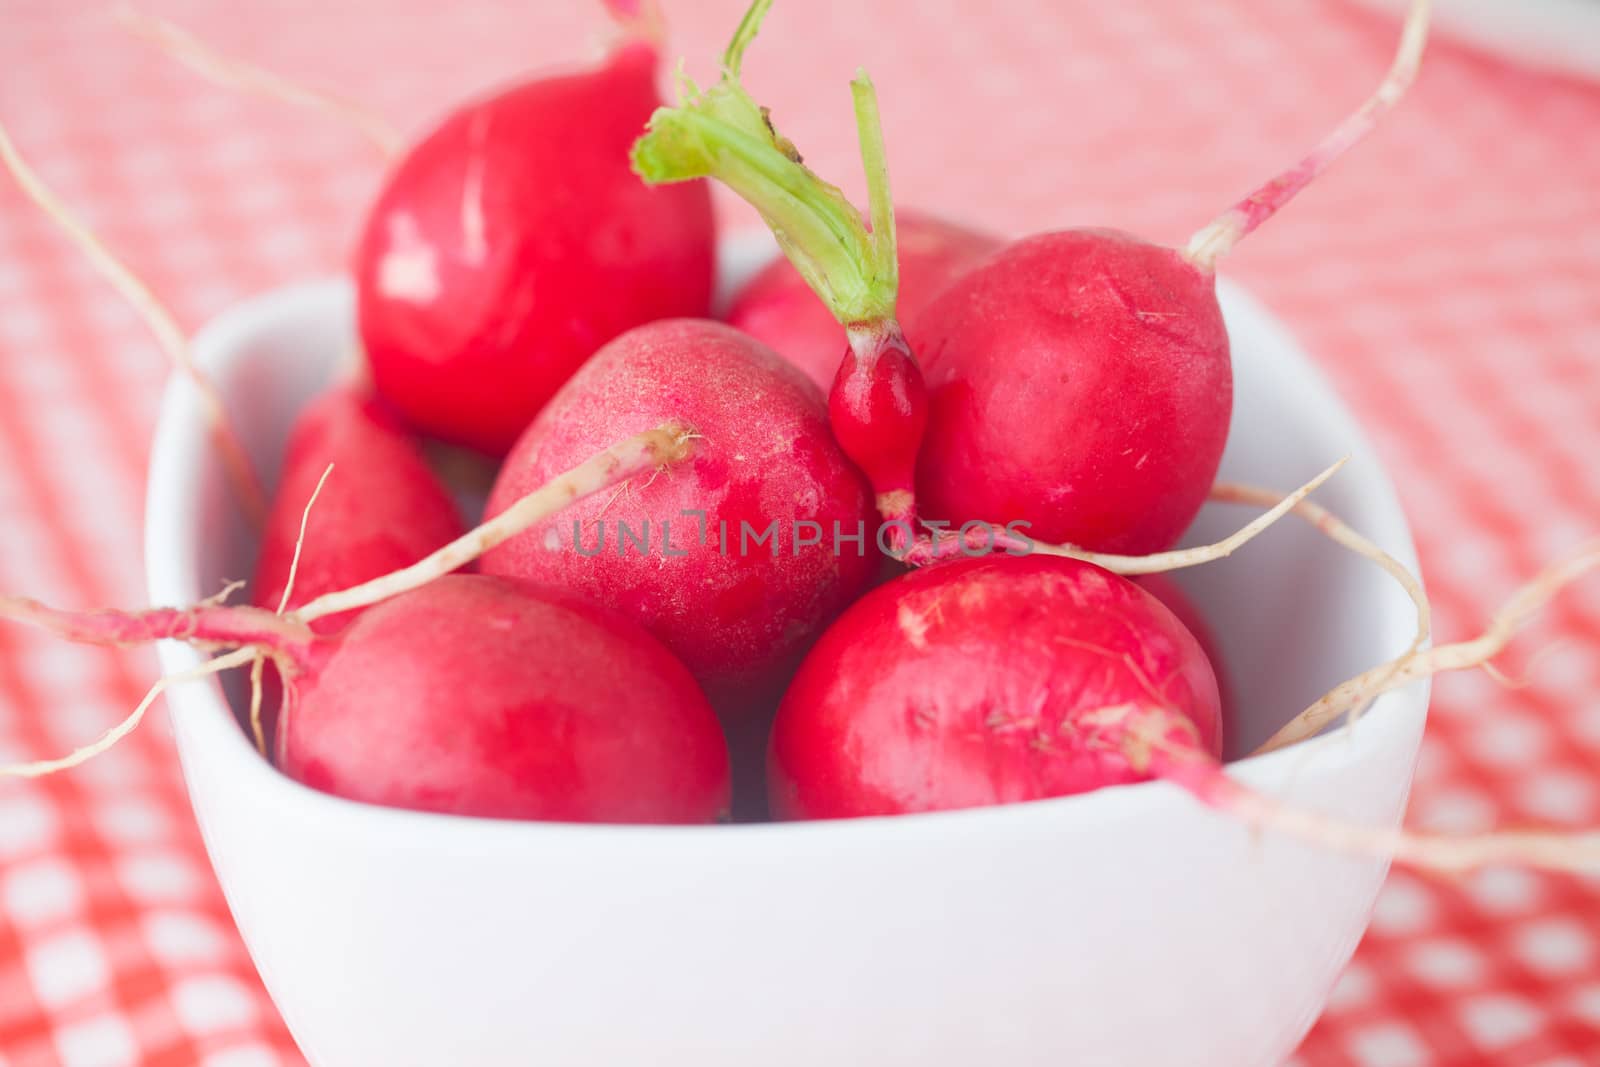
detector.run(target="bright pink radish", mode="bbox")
[727,212,1000,391]
[912,230,1231,553]
[480,318,874,707]
[279,575,729,822]
[640,0,1431,557]
[251,387,466,632]
[768,555,1221,818]
[356,27,716,455]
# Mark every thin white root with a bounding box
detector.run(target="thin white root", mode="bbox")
[0,646,258,778]
[0,124,268,528]
[1182,0,1432,268]
[198,579,247,607]
[115,3,401,157]
[1256,540,1600,754]
[248,653,267,757]
[1222,781,1600,873]
[293,421,698,623]
[276,464,334,614]
[1035,458,1347,573]
[1212,479,1432,735]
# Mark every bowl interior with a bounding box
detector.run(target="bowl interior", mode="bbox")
[147,232,1423,776]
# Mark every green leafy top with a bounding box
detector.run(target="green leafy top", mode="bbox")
[631,0,898,328]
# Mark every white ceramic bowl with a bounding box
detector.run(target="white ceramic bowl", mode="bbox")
[145,235,1428,1067]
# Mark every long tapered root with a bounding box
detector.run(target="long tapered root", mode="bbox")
[0,595,311,650]
[0,647,258,778]
[292,421,698,623]
[908,458,1346,570]
[115,3,401,157]
[0,123,269,527]
[1182,0,1432,269]
[1097,703,1600,874]
[1257,540,1600,754]
[1212,479,1432,732]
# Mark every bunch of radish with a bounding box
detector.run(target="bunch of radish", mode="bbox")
[2,0,1598,871]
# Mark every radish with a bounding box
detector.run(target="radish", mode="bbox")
[2,424,731,822]
[726,212,999,391]
[768,556,1223,818]
[480,318,875,708]
[251,386,466,631]
[767,550,1600,873]
[635,0,1432,556]
[279,574,729,822]
[355,5,716,456]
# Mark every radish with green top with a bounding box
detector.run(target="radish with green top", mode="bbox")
[635,0,1433,555]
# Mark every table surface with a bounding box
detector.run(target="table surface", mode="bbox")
[1,1,1598,1064]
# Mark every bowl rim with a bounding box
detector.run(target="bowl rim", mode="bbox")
[144,243,1429,844]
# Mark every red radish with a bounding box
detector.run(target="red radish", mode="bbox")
[726,212,1000,391]
[251,387,466,632]
[769,555,1222,818]
[480,318,875,708]
[637,0,1432,556]
[912,230,1231,553]
[279,575,728,822]
[356,13,716,456]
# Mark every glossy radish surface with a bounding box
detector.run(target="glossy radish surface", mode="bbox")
[357,41,716,455]
[481,318,874,708]
[769,554,1221,819]
[279,574,730,823]
[914,230,1231,554]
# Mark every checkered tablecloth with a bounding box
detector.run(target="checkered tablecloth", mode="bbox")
[0,1,1596,1063]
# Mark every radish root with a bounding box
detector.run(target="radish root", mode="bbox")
[249,462,334,755]
[0,123,269,528]
[909,458,1346,571]
[0,646,258,778]
[1085,701,1600,873]
[1257,540,1600,754]
[1212,479,1432,733]
[0,424,696,772]
[114,3,401,157]
[294,421,696,623]
[1183,0,1432,269]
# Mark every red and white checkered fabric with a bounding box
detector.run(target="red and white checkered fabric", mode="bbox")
[0,1,1596,1063]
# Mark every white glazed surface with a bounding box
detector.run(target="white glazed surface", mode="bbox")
[145,235,1428,1067]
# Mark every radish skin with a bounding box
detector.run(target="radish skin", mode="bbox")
[279,575,729,822]
[481,319,874,707]
[358,36,716,455]
[769,555,1222,818]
